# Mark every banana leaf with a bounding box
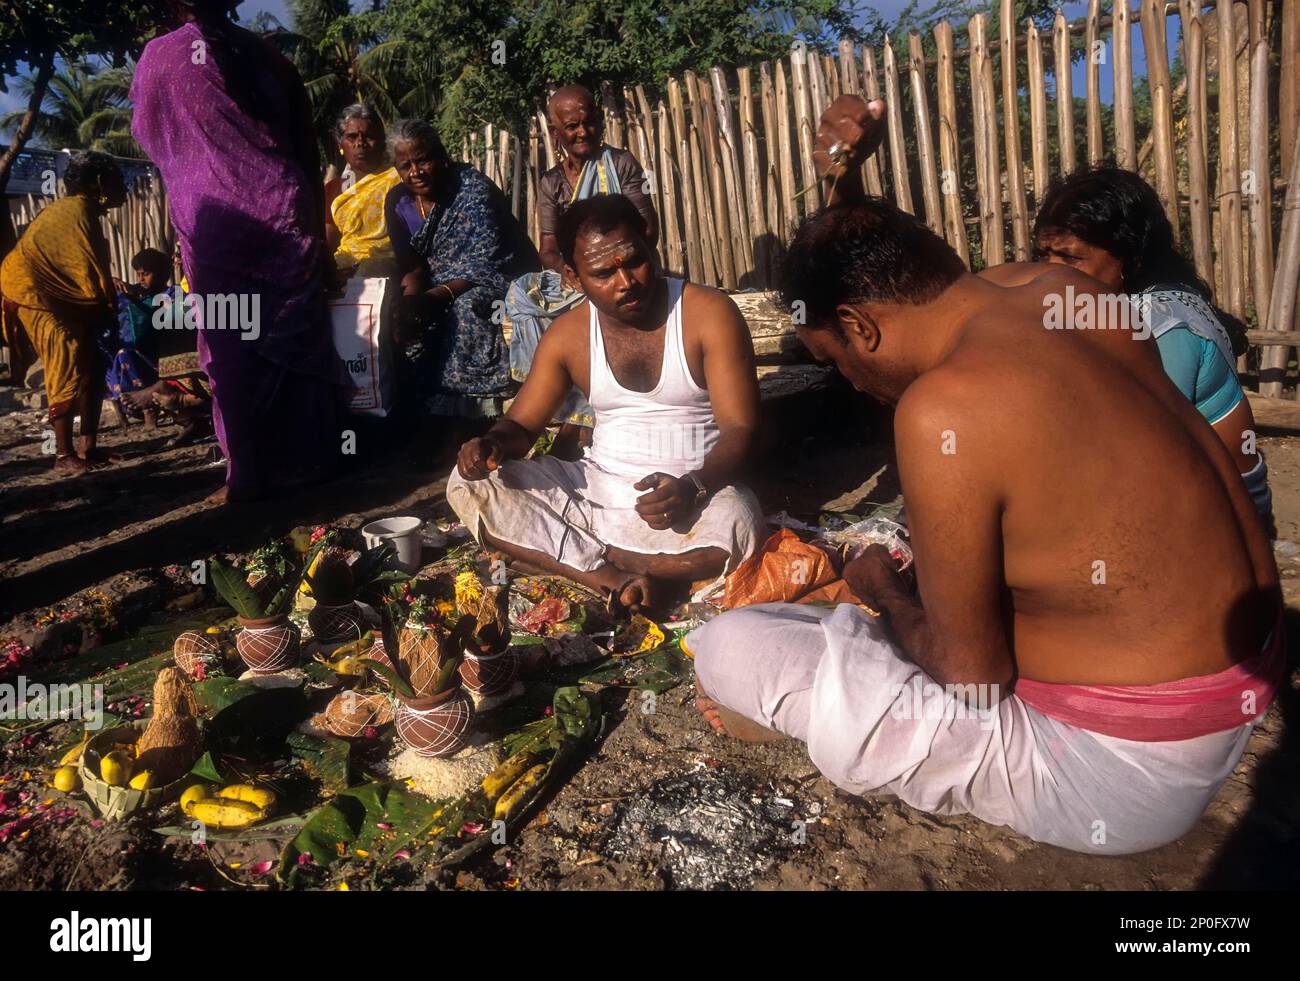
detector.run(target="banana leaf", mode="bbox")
[366,659,416,699]
[277,782,444,886]
[209,557,263,620]
[286,731,352,792]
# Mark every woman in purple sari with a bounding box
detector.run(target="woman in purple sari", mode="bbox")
[131,0,341,502]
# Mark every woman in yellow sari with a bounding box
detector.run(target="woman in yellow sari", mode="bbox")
[324,104,401,278]
[0,151,127,474]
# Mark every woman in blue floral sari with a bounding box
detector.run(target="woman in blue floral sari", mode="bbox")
[384,119,538,442]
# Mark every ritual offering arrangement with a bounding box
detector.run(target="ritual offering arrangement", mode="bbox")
[210,546,304,675]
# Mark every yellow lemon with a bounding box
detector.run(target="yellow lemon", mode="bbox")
[52,766,80,793]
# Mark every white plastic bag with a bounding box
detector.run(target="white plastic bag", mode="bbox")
[330,275,394,417]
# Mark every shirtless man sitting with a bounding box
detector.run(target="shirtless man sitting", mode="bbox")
[447,194,765,612]
[687,95,1283,855]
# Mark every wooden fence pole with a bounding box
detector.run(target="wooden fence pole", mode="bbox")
[1113,1,1136,169]
[738,65,770,286]
[861,46,887,196]
[839,38,860,94]
[1249,0,1277,389]
[790,45,821,212]
[1283,0,1299,177]
[1218,0,1247,323]
[656,99,685,277]
[776,59,801,234]
[1085,0,1103,167]
[1053,10,1077,177]
[1000,0,1030,259]
[711,66,754,280]
[669,76,710,285]
[1141,0,1180,237]
[908,33,944,237]
[1185,8,1213,284]
[934,20,970,265]
[1264,125,1300,398]
[759,63,787,245]
[1027,18,1050,209]
[883,37,915,214]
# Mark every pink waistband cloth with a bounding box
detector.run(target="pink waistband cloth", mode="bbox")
[1013,615,1285,742]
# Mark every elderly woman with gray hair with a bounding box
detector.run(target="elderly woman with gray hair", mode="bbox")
[324,103,401,276]
[384,118,539,441]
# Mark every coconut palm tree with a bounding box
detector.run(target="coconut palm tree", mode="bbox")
[0,59,140,157]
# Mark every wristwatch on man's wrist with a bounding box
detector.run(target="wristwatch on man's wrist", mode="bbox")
[684,471,709,506]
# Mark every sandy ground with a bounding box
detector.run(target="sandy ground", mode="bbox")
[1,381,1297,890]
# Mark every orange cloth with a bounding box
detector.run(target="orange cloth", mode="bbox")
[0,196,114,404]
[722,528,854,609]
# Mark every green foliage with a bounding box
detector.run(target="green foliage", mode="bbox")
[0,60,139,155]
[209,556,300,620]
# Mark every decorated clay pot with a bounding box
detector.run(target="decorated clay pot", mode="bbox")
[321,690,394,738]
[393,687,473,758]
[173,630,221,680]
[365,636,393,672]
[458,648,519,697]
[235,615,301,675]
[308,601,365,645]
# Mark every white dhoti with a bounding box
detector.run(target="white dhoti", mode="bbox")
[446,456,765,577]
[687,603,1259,855]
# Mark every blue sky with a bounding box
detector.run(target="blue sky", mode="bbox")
[2,1,1177,131]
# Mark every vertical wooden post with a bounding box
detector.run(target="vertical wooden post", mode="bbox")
[776,59,800,233]
[711,66,754,280]
[738,65,770,285]
[669,77,710,285]
[1283,0,1300,177]
[970,13,1004,266]
[1248,0,1276,382]
[839,38,860,94]
[883,37,914,214]
[1027,19,1050,209]
[1141,0,1180,238]
[536,109,556,171]
[509,133,523,221]
[908,33,944,237]
[656,100,685,277]
[861,46,887,196]
[1185,8,1212,283]
[1113,1,1136,170]
[808,49,828,122]
[688,70,735,288]
[1265,126,1300,397]
[857,46,889,197]
[1218,0,1246,322]
[527,120,541,249]
[1000,0,1030,259]
[934,20,970,265]
[1085,0,1103,166]
[760,62,785,247]
[1053,10,1076,177]
[790,45,821,212]
[600,81,624,149]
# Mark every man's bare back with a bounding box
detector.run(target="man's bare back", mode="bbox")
[899,270,1275,686]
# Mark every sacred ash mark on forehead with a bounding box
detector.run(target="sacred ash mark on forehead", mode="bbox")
[578,235,639,273]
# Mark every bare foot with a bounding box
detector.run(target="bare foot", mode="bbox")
[52,454,90,475]
[694,675,787,743]
[80,447,123,466]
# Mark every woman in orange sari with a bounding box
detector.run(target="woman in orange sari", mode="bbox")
[0,151,127,474]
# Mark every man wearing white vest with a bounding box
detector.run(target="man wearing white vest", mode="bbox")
[446,194,765,613]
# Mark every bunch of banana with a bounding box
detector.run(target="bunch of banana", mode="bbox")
[314,633,375,676]
[186,783,278,829]
[492,762,548,823]
[55,731,90,767]
[481,751,542,803]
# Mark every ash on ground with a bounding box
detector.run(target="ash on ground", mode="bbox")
[604,766,817,890]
